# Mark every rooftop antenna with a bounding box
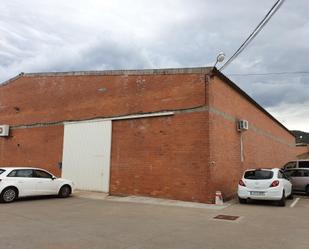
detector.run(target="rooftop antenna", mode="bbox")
[213,52,226,68]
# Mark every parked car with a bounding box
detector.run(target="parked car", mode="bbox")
[282,159,309,170]
[284,168,309,195]
[238,168,292,206]
[0,167,74,203]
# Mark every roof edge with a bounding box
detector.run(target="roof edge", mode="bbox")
[211,67,295,138]
[0,67,213,87]
[23,67,213,77]
[0,73,24,86]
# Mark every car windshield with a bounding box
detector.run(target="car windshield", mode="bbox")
[0,169,5,175]
[244,170,273,180]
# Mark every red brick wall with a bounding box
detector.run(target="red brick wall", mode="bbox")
[0,71,209,202]
[0,74,205,125]
[110,112,212,203]
[0,70,298,203]
[209,75,294,140]
[208,76,296,200]
[0,126,63,176]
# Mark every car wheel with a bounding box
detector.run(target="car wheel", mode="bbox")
[278,191,286,207]
[306,185,309,195]
[58,185,71,198]
[287,191,294,200]
[1,187,18,203]
[238,197,247,204]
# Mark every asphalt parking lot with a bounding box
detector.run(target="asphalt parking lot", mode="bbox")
[0,195,309,249]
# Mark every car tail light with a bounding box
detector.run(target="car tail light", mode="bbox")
[239,179,246,187]
[270,180,279,187]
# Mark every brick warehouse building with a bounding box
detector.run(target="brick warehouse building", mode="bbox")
[0,67,296,203]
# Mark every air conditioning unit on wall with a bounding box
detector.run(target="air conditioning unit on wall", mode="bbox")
[0,125,10,136]
[237,120,249,131]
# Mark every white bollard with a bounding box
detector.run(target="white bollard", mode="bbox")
[215,191,224,205]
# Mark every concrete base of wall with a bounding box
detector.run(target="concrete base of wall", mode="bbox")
[73,190,231,210]
[73,190,109,200]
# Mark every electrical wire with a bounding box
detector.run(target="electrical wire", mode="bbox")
[227,71,309,76]
[219,0,286,71]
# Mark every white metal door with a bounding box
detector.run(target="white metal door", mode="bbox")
[62,121,112,192]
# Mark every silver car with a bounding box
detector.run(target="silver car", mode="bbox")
[284,168,309,195]
[283,160,309,170]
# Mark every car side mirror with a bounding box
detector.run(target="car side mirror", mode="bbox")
[51,176,57,180]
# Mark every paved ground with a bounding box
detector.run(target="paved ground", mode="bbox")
[0,194,309,249]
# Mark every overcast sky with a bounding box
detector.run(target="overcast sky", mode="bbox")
[0,0,308,132]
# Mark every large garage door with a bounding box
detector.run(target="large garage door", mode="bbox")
[62,120,112,192]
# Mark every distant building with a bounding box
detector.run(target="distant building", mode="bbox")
[296,143,309,159]
[0,67,296,203]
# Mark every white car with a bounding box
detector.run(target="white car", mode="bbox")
[238,168,292,206]
[0,167,74,203]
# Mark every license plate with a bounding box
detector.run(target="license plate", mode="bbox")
[250,191,265,196]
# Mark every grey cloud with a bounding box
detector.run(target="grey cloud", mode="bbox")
[79,38,153,70]
[0,0,308,131]
[234,76,309,107]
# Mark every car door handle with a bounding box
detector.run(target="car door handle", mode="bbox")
[18,181,24,183]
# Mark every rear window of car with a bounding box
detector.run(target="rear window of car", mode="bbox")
[299,161,309,168]
[244,170,274,180]
[0,169,5,175]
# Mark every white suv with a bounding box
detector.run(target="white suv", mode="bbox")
[0,167,74,203]
[237,168,292,206]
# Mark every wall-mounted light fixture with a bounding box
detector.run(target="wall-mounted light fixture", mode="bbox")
[213,52,226,68]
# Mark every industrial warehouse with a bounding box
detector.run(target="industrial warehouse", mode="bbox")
[0,67,296,203]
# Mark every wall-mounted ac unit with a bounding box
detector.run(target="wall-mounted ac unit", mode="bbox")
[237,120,249,131]
[0,125,10,136]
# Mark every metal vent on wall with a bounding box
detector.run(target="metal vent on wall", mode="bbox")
[237,120,249,131]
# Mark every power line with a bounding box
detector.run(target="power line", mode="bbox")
[220,0,285,71]
[219,0,286,71]
[227,71,309,76]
